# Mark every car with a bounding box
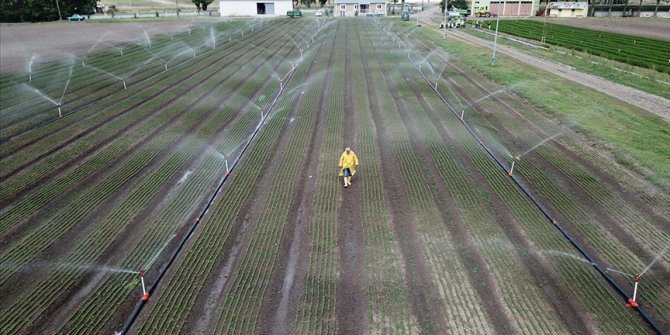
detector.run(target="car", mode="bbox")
[366,10,384,17]
[67,14,85,21]
[315,10,322,17]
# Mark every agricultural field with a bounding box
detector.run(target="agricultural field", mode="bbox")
[1,15,669,335]
[490,20,670,73]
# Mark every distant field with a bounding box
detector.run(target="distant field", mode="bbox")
[495,20,670,73]
[109,0,218,10]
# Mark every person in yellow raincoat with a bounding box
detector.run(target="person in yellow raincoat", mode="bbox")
[338,147,359,188]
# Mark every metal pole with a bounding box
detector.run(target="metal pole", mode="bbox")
[491,3,501,65]
[443,8,447,39]
[55,0,62,20]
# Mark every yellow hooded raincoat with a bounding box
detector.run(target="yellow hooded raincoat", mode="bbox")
[338,150,359,176]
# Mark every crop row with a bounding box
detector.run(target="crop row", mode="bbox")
[435,50,670,324]
[0,20,267,138]
[212,27,331,335]
[494,20,670,73]
[132,21,324,334]
[0,21,292,227]
[366,31,489,334]
[2,20,282,176]
[0,19,249,101]
[61,105,262,335]
[2,20,278,156]
[374,27,572,333]
[0,22,300,334]
[0,41,266,241]
[446,59,670,223]
[291,21,343,335]
[59,45,286,332]
[386,21,650,333]
[352,26,414,334]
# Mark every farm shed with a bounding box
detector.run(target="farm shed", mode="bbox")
[333,0,387,16]
[546,1,588,17]
[489,0,537,16]
[473,0,538,17]
[219,0,292,16]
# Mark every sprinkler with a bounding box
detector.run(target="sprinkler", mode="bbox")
[626,275,641,308]
[224,156,231,176]
[58,105,63,118]
[139,270,150,301]
[123,81,127,90]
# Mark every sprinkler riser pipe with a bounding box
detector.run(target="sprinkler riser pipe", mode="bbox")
[140,275,147,295]
[632,281,639,301]
[508,160,515,176]
[123,81,127,90]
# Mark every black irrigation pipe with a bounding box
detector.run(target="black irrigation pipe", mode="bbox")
[116,32,306,335]
[0,22,274,145]
[401,40,666,334]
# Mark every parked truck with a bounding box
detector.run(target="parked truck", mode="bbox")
[287,10,302,18]
[474,6,491,17]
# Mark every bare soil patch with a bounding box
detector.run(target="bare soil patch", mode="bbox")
[0,19,215,73]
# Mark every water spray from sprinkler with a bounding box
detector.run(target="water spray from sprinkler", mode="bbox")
[517,132,563,159]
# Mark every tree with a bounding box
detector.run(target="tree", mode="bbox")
[1,0,95,22]
[441,0,467,12]
[191,0,213,11]
[448,0,468,10]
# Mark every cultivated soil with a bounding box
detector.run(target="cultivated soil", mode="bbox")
[1,12,668,335]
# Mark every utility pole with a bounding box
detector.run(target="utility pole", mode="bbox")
[176,0,179,15]
[443,7,447,39]
[55,0,62,20]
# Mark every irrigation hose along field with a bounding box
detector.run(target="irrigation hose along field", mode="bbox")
[1,15,669,335]
[395,21,664,332]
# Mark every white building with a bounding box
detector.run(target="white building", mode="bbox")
[219,0,293,16]
[546,2,588,17]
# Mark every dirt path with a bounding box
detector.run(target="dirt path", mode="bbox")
[446,29,670,123]
[336,22,368,335]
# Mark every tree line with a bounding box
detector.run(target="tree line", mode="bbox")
[1,0,96,22]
